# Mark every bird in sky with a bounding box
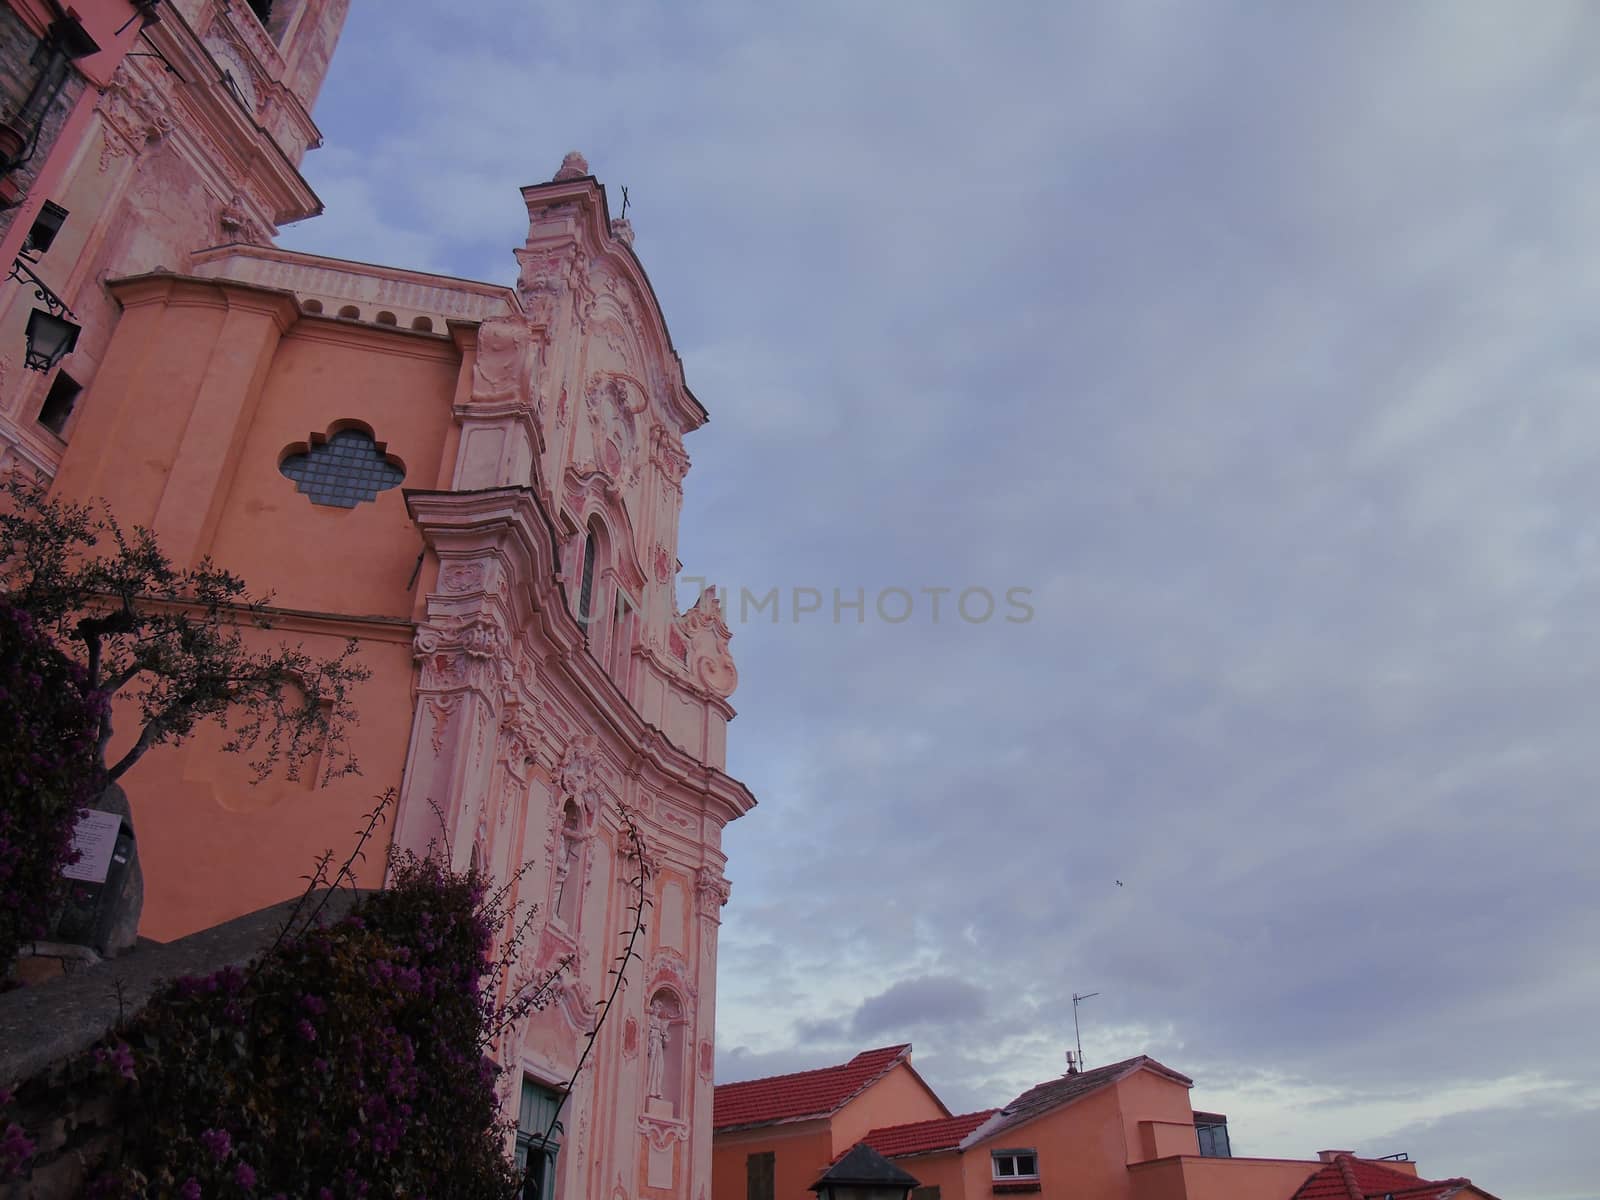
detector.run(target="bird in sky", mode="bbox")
[1115,880,1124,887]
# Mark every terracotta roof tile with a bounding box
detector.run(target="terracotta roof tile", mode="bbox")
[976,1056,1193,1144]
[714,1045,913,1131]
[860,1111,999,1159]
[1292,1155,1481,1200]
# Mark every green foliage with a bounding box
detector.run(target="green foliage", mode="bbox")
[0,472,367,783]
[0,598,105,973]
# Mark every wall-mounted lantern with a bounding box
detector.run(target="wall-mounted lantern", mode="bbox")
[810,1144,921,1200]
[8,248,79,372]
[23,304,80,373]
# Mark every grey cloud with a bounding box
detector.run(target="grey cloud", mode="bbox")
[850,976,988,1038]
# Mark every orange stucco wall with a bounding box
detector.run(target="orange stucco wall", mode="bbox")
[1127,1155,1320,1200]
[107,626,415,940]
[203,323,460,618]
[713,1121,835,1200]
[1115,1070,1200,1163]
[832,1064,950,1153]
[892,1149,965,1197]
[52,276,467,940]
[980,1084,1137,1200]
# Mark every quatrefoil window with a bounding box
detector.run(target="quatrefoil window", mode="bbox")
[279,425,405,508]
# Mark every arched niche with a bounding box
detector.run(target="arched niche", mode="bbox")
[645,988,687,1118]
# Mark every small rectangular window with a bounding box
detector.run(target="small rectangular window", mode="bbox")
[912,1188,942,1200]
[1196,1121,1231,1158]
[991,1151,1038,1181]
[747,1151,775,1200]
[37,370,81,437]
[24,201,69,255]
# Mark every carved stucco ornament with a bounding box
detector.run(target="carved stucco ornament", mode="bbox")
[650,423,690,486]
[413,611,508,694]
[218,192,271,245]
[675,588,738,698]
[471,315,538,408]
[585,373,645,484]
[516,243,579,329]
[98,63,177,170]
[694,866,731,919]
[558,732,607,828]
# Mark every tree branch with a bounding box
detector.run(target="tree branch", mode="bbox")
[106,717,167,781]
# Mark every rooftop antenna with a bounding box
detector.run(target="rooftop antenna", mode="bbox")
[619,185,631,220]
[1072,991,1099,1070]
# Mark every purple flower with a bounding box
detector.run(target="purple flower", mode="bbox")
[94,1041,136,1081]
[199,1127,232,1161]
[233,1161,256,1189]
[296,1018,318,1043]
[180,1179,202,1200]
[1,1122,36,1171]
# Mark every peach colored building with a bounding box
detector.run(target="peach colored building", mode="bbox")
[1,5,757,1200]
[713,1046,952,1200]
[713,1050,1500,1200]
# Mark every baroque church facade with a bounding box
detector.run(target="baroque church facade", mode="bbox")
[0,3,754,1199]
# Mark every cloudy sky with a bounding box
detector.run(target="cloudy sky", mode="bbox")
[280,4,1598,1197]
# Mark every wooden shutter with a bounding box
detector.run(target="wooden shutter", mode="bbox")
[747,1151,775,1200]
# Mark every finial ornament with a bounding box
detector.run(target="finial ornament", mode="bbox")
[554,150,590,181]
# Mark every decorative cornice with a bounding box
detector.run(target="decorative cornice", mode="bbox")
[105,271,302,332]
[190,245,517,321]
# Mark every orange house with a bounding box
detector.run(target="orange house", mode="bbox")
[715,1051,1502,1200]
[713,1046,950,1200]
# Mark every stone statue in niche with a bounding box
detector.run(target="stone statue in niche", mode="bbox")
[645,998,669,1097]
[218,192,269,245]
[471,315,537,408]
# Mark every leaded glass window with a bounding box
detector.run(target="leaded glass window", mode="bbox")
[279,427,404,508]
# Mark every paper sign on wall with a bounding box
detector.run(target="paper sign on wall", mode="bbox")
[62,809,122,883]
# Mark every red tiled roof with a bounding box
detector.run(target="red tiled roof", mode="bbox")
[714,1045,913,1131]
[860,1110,999,1158]
[1292,1154,1484,1200]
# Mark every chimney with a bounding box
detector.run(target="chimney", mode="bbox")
[1317,1151,1355,1163]
[1065,1051,1080,1075]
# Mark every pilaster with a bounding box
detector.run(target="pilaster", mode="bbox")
[394,487,559,866]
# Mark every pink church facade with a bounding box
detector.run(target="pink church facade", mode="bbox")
[0,5,755,1200]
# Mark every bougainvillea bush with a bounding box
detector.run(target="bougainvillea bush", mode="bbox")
[80,850,521,1198]
[0,598,104,975]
